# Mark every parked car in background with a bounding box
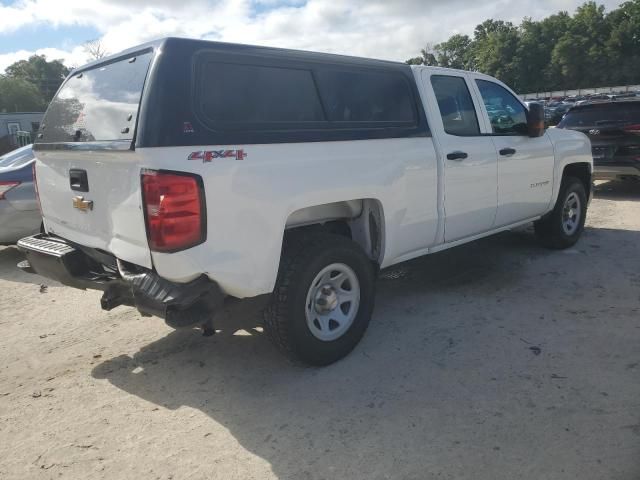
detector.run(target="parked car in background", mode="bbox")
[0,145,41,244]
[576,94,612,106]
[545,103,573,126]
[557,99,640,180]
[610,92,637,100]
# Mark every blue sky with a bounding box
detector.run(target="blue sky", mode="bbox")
[0,23,99,54]
[0,0,625,72]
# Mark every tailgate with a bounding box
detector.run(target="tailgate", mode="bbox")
[34,50,154,268]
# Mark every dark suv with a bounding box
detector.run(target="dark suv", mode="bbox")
[557,99,640,180]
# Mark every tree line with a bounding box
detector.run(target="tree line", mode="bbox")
[0,40,107,113]
[0,55,69,112]
[406,0,640,93]
[1,2,638,112]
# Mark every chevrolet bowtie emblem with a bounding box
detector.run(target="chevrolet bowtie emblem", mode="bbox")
[72,196,93,212]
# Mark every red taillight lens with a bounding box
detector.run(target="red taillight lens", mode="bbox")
[0,181,20,200]
[623,124,640,134]
[141,170,206,252]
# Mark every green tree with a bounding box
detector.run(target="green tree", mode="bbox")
[405,45,438,66]
[0,76,45,112]
[472,21,520,88]
[404,1,640,93]
[5,55,69,103]
[512,18,550,93]
[405,57,425,65]
[604,0,640,85]
[535,12,572,90]
[433,34,473,70]
[549,34,592,88]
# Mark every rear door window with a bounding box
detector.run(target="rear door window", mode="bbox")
[430,75,480,136]
[39,51,153,143]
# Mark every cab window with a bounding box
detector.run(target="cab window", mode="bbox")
[476,80,528,135]
[430,75,480,136]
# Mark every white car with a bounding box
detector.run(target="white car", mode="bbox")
[0,145,40,244]
[18,38,592,365]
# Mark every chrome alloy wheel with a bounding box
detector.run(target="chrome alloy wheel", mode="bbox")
[305,263,361,342]
[562,191,581,236]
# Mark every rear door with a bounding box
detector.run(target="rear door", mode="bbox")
[471,77,555,226]
[421,71,498,242]
[34,50,154,267]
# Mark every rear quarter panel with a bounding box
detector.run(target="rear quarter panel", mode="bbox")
[138,137,439,298]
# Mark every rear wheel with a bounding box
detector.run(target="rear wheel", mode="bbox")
[264,232,376,366]
[534,176,587,249]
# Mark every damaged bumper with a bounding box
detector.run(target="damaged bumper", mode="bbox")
[16,234,224,329]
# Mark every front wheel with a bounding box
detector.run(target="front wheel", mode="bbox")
[263,233,376,366]
[534,176,588,249]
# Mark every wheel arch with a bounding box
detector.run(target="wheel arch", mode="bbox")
[562,162,593,201]
[284,198,386,266]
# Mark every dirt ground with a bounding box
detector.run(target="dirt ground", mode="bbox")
[0,181,639,480]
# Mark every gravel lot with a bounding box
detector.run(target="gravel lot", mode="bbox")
[1,181,639,480]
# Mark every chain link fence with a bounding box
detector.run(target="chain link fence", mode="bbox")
[521,84,640,100]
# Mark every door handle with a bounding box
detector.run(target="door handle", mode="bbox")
[499,148,517,156]
[69,169,89,192]
[447,151,468,161]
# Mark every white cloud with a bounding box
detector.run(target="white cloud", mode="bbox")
[0,0,625,73]
[0,46,86,73]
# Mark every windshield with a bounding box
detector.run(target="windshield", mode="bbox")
[0,145,34,168]
[559,102,640,128]
[38,51,153,143]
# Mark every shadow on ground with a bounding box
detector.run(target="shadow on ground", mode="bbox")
[92,225,640,479]
[0,246,39,284]
[594,179,640,201]
[0,245,64,288]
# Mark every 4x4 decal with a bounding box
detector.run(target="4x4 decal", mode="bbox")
[188,150,247,162]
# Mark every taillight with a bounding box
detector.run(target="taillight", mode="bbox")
[141,170,206,252]
[623,124,640,134]
[0,181,20,200]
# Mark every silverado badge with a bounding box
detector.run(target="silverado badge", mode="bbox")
[72,196,94,212]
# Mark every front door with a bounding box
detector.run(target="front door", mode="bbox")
[423,72,498,242]
[472,78,555,226]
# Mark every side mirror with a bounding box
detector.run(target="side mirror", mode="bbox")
[527,103,545,137]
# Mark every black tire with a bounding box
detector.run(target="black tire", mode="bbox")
[534,176,587,249]
[263,232,376,366]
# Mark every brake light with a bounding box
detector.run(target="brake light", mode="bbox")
[0,181,20,200]
[623,124,640,134]
[141,170,206,252]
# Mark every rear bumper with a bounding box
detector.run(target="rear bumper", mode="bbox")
[17,234,224,328]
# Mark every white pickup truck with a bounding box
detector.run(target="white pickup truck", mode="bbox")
[18,38,592,365]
